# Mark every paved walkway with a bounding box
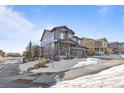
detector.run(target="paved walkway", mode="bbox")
[30,58,85,73]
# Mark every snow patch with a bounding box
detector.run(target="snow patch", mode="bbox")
[72,58,103,69]
[120,55,124,58]
[52,64,124,88]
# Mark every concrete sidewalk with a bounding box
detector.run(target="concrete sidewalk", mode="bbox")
[30,58,85,73]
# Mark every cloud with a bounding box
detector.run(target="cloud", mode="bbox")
[0,5,36,53]
[0,5,72,53]
[0,5,35,40]
[98,6,112,17]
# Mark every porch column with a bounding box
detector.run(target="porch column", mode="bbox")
[76,46,78,57]
[40,46,43,56]
[58,42,60,57]
[69,44,71,59]
[98,47,100,54]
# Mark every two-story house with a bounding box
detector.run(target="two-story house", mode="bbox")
[108,42,124,54]
[80,37,108,55]
[94,38,108,55]
[80,37,96,56]
[40,26,87,60]
[116,42,124,54]
[107,42,118,54]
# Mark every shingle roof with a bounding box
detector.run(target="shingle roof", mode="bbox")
[51,26,75,34]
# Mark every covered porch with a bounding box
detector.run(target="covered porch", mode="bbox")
[94,47,107,55]
[56,39,86,59]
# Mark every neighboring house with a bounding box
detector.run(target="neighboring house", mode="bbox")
[116,42,124,54]
[108,42,118,54]
[108,42,124,54]
[80,37,95,56]
[40,26,87,60]
[80,37,108,55]
[94,38,108,55]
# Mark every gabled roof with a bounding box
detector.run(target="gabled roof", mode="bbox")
[108,42,118,45]
[108,42,118,48]
[40,29,51,41]
[40,26,76,41]
[73,36,81,40]
[81,37,95,41]
[51,26,75,34]
[118,42,124,45]
[97,38,108,42]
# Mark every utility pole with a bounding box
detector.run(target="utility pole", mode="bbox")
[52,54,54,68]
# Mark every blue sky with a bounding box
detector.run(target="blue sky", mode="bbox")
[0,5,124,53]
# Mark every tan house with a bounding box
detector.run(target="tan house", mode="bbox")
[94,38,108,55]
[80,37,95,56]
[80,37,108,55]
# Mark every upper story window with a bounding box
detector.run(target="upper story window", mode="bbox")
[69,34,72,38]
[73,38,76,41]
[95,41,101,46]
[50,33,54,40]
[41,32,54,46]
[60,32,64,39]
[79,40,81,44]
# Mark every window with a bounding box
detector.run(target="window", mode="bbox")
[95,48,99,51]
[69,34,72,38]
[50,34,54,41]
[60,33,64,39]
[73,38,75,41]
[79,40,81,44]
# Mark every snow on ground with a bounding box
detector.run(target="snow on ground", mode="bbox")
[72,58,104,69]
[120,55,124,58]
[52,64,124,88]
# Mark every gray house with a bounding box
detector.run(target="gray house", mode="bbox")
[108,42,118,54]
[108,42,124,54]
[40,26,87,60]
[116,42,124,54]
